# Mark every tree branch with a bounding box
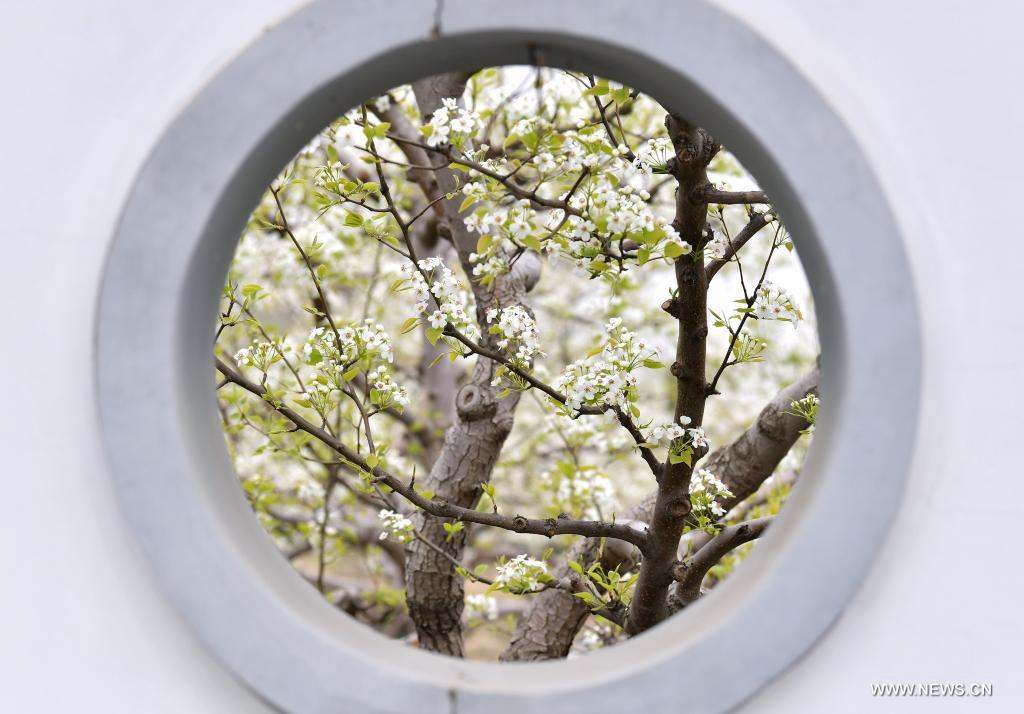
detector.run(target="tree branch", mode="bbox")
[705,212,770,282]
[669,516,772,610]
[626,113,718,635]
[698,187,770,205]
[216,357,649,551]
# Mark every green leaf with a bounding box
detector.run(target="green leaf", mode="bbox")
[366,453,378,469]
[425,327,443,345]
[642,359,664,369]
[400,317,419,334]
[664,241,685,259]
[522,235,542,252]
[669,447,692,466]
[344,211,364,227]
[443,521,465,542]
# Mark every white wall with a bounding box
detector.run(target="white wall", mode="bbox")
[1,1,1019,711]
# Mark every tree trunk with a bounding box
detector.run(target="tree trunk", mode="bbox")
[403,73,541,655]
[626,115,719,635]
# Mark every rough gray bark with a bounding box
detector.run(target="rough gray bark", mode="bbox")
[501,367,818,660]
[402,73,542,656]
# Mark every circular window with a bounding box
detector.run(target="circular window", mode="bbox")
[96,2,920,712]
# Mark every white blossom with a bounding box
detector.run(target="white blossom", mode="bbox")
[464,593,498,623]
[234,340,288,372]
[425,97,482,148]
[632,136,673,175]
[367,365,409,409]
[403,256,480,342]
[554,318,659,416]
[689,468,734,523]
[752,280,803,328]
[377,509,414,544]
[534,152,558,173]
[486,305,542,371]
[495,554,548,593]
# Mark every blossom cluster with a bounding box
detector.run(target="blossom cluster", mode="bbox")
[403,257,480,342]
[646,414,697,448]
[303,320,394,371]
[554,318,660,416]
[689,468,735,523]
[424,97,481,148]
[559,183,691,277]
[788,393,820,435]
[631,136,674,175]
[703,229,729,260]
[303,379,339,417]
[464,199,541,283]
[367,365,409,409]
[458,135,692,282]
[789,393,820,424]
[486,305,541,370]
[544,463,617,520]
[494,554,549,593]
[646,417,710,466]
[234,340,288,373]
[377,509,414,544]
[464,593,498,623]
[752,280,803,327]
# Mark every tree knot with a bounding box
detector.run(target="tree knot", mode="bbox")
[455,383,497,421]
[670,499,692,518]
